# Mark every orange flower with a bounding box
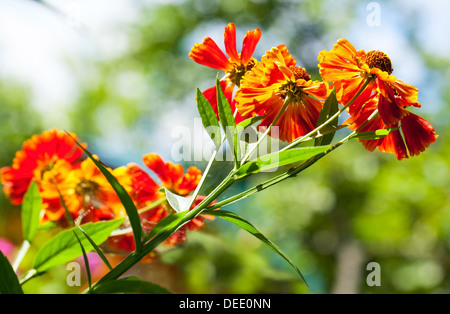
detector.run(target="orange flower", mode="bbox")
[56,156,131,223]
[318,38,420,125]
[143,154,201,196]
[189,22,262,123]
[108,154,212,252]
[143,153,213,246]
[319,39,437,159]
[235,45,329,143]
[0,129,85,220]
[346,96,437,160]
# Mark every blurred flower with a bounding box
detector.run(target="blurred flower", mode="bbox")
[189,23,262,123]
[142,153,201,196]
[0,129,84,204]
[0,129,86,222]
[235,45,329,143]
[56,156,132,224]
[107,154,214,255]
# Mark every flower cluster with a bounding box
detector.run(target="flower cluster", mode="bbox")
[0,129,211,260]
[190,23,437,159]
[0,23,438,280]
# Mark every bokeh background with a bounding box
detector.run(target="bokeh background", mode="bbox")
[0,0,449,294]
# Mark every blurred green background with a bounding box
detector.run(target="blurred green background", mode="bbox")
[0,0,449,294]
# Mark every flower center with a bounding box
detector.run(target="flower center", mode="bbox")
[228,58,256,87]
[290,66,311,81]
[365,50,393,74]
[40,161,55,179]
[278,66,311,102]
[75,179,100,196]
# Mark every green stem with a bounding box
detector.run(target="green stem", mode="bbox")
[240,94,292,164]
[137,197,167,215]
[92,172,236,289]
[280,76,374,152]
[205,109,381,213]
[12,240,31,273]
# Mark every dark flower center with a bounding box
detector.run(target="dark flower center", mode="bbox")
[229,58,256,87]
[278,66,311,102]
[291,66,311,81]
[75,179,100,196]
[365,50,393,75]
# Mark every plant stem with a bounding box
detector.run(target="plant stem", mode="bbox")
[280,76,374,152]
[92,172,236,289]
[240,94,292,164]
[12,240,31,273]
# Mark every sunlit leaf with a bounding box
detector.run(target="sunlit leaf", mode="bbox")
[73,230,92,290]
[164,188,191,213]
[315,88,339,146]
[234,146,331,180]
[236,115,265,132]
[67,133,143,253]
[196,87,222,148]
[21,181,42,243]
[216,76,239,167]
[33,219,125,272]
[351,127,398,140]
[143,211,186,243]
[76,224,113,270]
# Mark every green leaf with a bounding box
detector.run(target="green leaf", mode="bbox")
[76,224,113,270]
[236,115,265,132]
[351,127,399,140]
[91,276,172,294]
[207,210,308,286]
[33,219,125,272]
[216,76,239,167]
[143,211,186,243]
[196,88,222,148]
[234,146,331,180]
[0,251,24,294]
[21,181,42,242]
[67,133,143,253]
[315,88,339,146]
[73,230,92,290]
[164,188,191,213]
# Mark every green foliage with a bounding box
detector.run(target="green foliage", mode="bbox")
[33,219,124,272]
[0,0,448,294]
[196,87,221,148]
[21,181,42,243]
[0,251,23,294]
[91,276,172,294]
[207,209,307,285]
[234,146,331,180]
[315,89,339,146]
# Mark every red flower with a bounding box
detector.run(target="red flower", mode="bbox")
[346,96,437,160]
[318,39,420,125]
[189,23,262,123]
[0,129,86,222]
[107,154,214,253]
[319,39,437,159]
[235,45,329,143]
